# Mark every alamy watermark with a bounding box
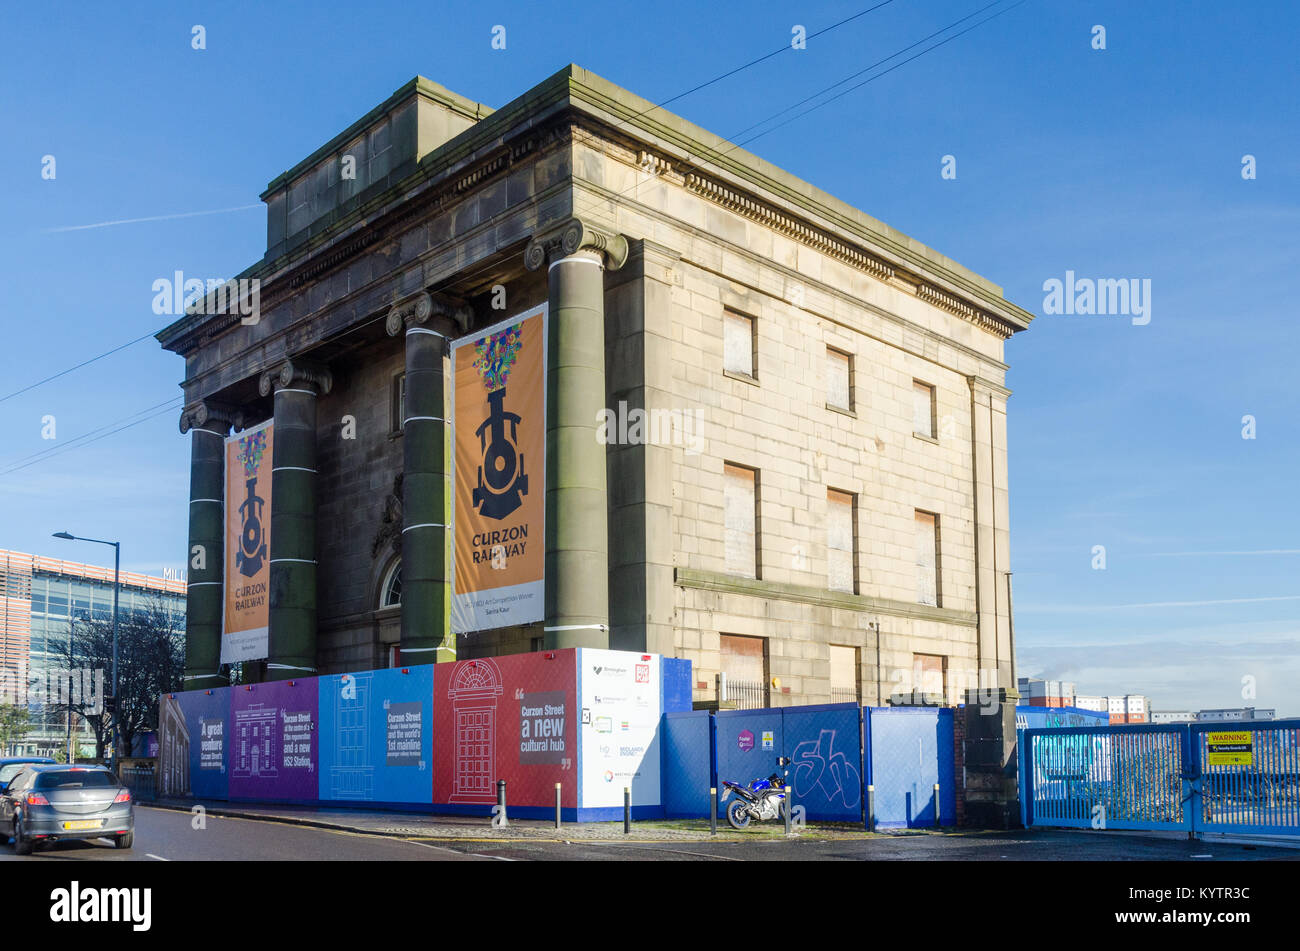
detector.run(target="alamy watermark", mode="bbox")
[152,270,261,325]
[1042,270,1151,325]
[596,401,705,454]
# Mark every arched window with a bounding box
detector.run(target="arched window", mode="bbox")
[379,560,402,608]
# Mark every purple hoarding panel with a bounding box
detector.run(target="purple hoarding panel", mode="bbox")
[228,679,319,801]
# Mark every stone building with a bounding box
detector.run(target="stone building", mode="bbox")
[157,66,1033,707]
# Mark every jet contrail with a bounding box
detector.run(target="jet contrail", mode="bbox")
[1137,550,1300,557]
[43,203,263,233]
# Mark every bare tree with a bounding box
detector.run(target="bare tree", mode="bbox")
[55,594,184,758]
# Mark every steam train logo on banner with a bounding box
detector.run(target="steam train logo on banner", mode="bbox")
[450,305,546,634]
[235,428,269,576]
[222,420,273,664]
[471,325,528,519]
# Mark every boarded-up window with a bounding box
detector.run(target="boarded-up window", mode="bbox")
[724,464,758,578]
[913,653,946,700]
[913,380,936,437]
[721,634,768,707]
[724,311,755,377]
[915,510,940,606]
[827,489,855,593]
[827,347,852,410]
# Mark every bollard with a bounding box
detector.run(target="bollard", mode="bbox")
[624,787,631,834]
[867,784,876,832]
[710,787,718,836]
[496,779,508,828]
[934,783,941,828]
[784,785,793,835]
[555,782,562,830]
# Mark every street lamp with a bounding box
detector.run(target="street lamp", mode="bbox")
[53,532,120,764]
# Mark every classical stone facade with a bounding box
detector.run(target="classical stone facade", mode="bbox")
[158,66,1032,705]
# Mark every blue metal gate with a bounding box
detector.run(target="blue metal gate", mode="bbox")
[1023,719,1300,836]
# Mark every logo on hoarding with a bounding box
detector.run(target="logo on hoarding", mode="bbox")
[738,729,755,752]
[234,430,268,577]
[592,665,628,678]
[635,664,649,683]
[471,324,529,520]
[603,770,614,783]
[596,716,612,734]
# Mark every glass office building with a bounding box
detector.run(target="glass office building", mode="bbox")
[0,549,185,756]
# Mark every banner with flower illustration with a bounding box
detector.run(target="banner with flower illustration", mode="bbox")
[222,419,273,663]
[450,305,546,633]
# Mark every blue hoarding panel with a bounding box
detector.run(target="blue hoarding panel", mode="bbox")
[158,687,230,800]
[715,707,785,795]
[317,666,434,805]
[866,707,955,828]
[661,657,694,713]
[661,710,713,817]
[783,704,863,822]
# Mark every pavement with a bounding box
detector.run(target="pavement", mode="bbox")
[128,798,1300,858]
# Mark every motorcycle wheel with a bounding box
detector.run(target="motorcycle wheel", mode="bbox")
[726,798,752,830]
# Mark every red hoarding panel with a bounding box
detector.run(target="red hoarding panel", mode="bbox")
[433,649,578,810]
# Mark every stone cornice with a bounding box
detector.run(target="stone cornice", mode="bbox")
[524,216,629,271]
[678,170,1021,340]
[675,567,978,628]
[156,122,573,359]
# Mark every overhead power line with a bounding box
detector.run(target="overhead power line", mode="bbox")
[577,0,1032,221]
[0,397,182,477]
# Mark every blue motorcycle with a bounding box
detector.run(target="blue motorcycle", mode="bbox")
[720,757,791,830]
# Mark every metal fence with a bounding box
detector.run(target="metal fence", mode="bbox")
[718,675,768,710]
[120,766,157,802]
[1023,720,1300,836]
[830,686,860,705]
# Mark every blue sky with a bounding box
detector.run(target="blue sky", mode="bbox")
[1,1,1295,714]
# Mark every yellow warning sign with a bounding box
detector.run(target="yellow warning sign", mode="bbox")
[1206,730,1254,766]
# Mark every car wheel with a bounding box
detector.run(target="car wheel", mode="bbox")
[115,830,133,850]
[14,818,32,856]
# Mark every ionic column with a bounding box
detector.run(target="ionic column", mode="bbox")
[260,359,332,680]
[524,217,628,649]
[179,400,237,690]
[386,292,469,663]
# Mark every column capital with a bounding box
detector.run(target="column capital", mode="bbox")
[179,400,239,435]
[525,217,628,272]
[259,358,333,397]
[385,291,471,337]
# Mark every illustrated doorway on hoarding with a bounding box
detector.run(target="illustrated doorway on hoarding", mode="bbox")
[447,658,503,802]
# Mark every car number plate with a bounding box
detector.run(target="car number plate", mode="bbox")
[63,819,102,830]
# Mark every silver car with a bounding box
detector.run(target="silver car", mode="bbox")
[2,765,134,854]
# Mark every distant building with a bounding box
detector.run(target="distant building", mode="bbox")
[1017,677,1076,708]
[1195,707,1275,723]
[1106,694,1148,724]
[0,548,186,756]
[1150,710,1193,724]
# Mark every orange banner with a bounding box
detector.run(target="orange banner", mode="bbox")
[450,305,546,632]
[223,420,273,662]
